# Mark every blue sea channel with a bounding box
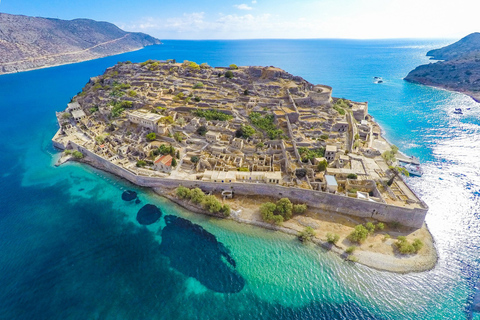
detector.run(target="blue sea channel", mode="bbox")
[0,39,479,319]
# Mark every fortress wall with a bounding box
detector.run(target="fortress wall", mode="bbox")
[65,140,428,229]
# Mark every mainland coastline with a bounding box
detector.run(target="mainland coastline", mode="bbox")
[52,60,438,273]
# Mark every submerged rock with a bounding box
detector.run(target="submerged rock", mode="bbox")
[135,199,141,204]
[121,190,137,201]
[160,215,245,293]
[136,204,162,225]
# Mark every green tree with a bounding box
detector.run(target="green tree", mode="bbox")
[191,156,200,163]
[229,64,238,69]
[202,195,222,213]
[376,222,385,231]
[176,186,192,199]
[317,159,328,172]
[193,82,204,89]
[365,222,376,234]
[174,132,183,142]
[276,198,293,220]
[387,166,409,186]
[146,132,156,141]
[72,151,84,159]
[348,224,369,243]
[347,173,358,179]
[196,125,207,136]
[236,125,256,139]
[171,158,177,167]
[298,227,316,242]
[225,70,234,79]
[190,188,205,204]
[260,202,277,221]
[220,204,231,217]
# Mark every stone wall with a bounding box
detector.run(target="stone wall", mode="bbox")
[61,138,428,229]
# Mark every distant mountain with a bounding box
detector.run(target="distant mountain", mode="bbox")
[405,33,480,102]
[0,13,161,74]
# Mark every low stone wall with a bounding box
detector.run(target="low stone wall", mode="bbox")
[60,139,428,229]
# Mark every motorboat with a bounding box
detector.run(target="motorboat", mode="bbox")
[373,77,383,84]
[399,159,423,177]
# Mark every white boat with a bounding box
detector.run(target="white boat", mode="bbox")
[373,77,383,84]
[399,159,423,177]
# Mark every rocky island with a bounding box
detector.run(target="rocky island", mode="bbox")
[0,13,160,75]
[52,60,436,273]
[405,33,480,102]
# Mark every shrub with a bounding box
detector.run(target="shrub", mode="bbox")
[176,186,192,199]
[202,195,222,213]
[395,237,423,254]
[348,224,369,243]
[136,160,147,167]
[260,202,276,220]
[236,125,256,139]
[317,159,328,172]
[320,134,329,140]
[383,234,391,241]
[326,233,340,244]
[174,132,183,142]
[193,82,204,89]
[146,132,156,141]
[225,70,234,79]
[191,156,200,163]
[276,198,293,220]
[196,125,207,136]
[72,151,84,159]
[220,204,231,217]
[62,112,71,119]
[298,227,316,242]
[229,64,238,69]
[376,222,385,231]
[238,167,249,172]
[365,222,376,234]
[345,246,356,254]
[347,173,358,179]
[244,89,249,95]
[194,96,201,102]
[190,188,205,204]
[293,204,307,214]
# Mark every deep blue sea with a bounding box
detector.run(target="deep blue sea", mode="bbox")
[1,39,479,320]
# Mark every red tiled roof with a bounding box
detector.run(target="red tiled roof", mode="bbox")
[155,154,173,166]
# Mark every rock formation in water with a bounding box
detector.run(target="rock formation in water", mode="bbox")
[405,33,480,102]
[0,13,160,74]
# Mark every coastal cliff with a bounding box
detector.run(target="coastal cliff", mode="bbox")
[0,13,160,74]
[405,33,480,102]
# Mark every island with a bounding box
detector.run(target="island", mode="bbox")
[0,13,160,75]
[52,60,437,273]
[405,32,480,102]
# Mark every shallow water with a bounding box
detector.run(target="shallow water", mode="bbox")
[0,39,479,319]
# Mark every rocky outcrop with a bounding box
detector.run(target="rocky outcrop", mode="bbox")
[0,13,160,74]
[405,33,480,102]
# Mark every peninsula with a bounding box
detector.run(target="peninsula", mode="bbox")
[52,60,436,273]
[0,13,160,75]
[405,33,480,102]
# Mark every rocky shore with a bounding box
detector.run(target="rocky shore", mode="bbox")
[0,13,160,75]
[405,33,480,102]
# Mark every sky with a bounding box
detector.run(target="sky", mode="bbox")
[0,0,478,40]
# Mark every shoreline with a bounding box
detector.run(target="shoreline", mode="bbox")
[0,45,151,76]
[67,151,437,274]
[404,78,480,103]
[153,185,438,274]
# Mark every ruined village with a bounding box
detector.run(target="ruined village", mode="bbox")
[52,60,427,228]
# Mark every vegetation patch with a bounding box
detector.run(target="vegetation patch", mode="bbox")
[249,112,284,140]
[193,109,233,121]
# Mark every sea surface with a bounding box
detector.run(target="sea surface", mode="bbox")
[0,39,479,320]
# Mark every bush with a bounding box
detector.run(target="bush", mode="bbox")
[317,159,328,172]
[202,195,222,213]
[194,96,201,102]
[193,110,233,121]
[190,188,205,204]
[225,70,234,78]
[326,233,340,244]
[383,234,391,241]
[236,125,256,139]
[72,151,84,159]
[220,204,231,217]
[347,173,358,179]
[260,202,277,221]
[365,222,376,234]
[298,227,316,242]
[345,246,356,254]
[127,90,137,97]
[196,125,207,136]
[136,160,147,167]
[191,156,200,163]
[229,64,238,69]
[348,224,369,243]
[193,82,204,89]
[395,237,423,254]
[376,222,385,231]
[238,167,249,172]
[276,198,293,220]
[176,186,192,199]
[146,132,156,141]
[293,204,307,214]
[320,134,329,140]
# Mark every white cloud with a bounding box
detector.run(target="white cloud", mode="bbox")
[234,4,253,10]
[252,0,257,3]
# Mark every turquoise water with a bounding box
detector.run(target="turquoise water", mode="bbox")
[0,40,479,319]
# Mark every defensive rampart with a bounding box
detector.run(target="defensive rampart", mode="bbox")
[61,138,428,229]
